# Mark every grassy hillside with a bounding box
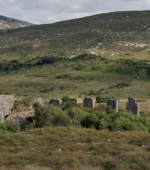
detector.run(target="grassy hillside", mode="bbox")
[0,11,150,101]
[0,11,150,60]
[0,127,150,170]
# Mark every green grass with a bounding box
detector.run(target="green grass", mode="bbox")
[0,127,150,169]
[0,11,150,101]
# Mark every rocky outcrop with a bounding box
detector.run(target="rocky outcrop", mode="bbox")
[0,15,33,30]
[0,95,15,123]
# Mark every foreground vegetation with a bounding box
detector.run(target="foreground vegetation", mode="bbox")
[0,99,150,169]
[1,126,150,170]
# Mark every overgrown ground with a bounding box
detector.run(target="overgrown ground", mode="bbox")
[0,54,150,104]
[0,127,150,170]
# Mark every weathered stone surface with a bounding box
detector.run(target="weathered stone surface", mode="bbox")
[49,99,62,106]
[33,97,43,105]
[0,95,15,123]
[6,111,34,124]
[83,97,95,109]
[126,97,139,116]
[68,98,79,103]
[107,100,118,112]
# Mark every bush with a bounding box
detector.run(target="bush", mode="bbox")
[80,109,150,132]
[61,102,79,110]
[68,107,86,121]
[0,121,20,133]
[52,113,70,126]
[96,96,110,103]
[33,102,51,128]
[81,113,98,128]
[61,96,69,102]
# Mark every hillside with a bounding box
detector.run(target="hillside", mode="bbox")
[0,15,34,30]
[0,11,150,60]
[0,11,150,101]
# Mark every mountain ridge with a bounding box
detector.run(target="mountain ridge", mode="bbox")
[0,15,34,30]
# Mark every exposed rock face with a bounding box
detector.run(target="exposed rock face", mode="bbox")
[0,15,33,30]
[6,110,34,124]
[0,95,15,123]
[33,97,43,105]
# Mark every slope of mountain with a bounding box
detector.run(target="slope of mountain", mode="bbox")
[0,15,34,30]
[0,10,150,61]
[0,11,150,100]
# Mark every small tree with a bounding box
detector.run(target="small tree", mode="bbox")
[33,102,51,128]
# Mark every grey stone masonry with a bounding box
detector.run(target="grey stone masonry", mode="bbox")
[0,95,15,123]
[107,100,118,112]
[68,98,79,104]
[126,97,139,116]
[83,97,95,109]
[49,99,62,106]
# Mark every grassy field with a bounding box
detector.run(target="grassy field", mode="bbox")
[0,127,150,170]
[0,11,150,102]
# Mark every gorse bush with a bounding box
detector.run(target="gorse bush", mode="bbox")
[80,109,150,132]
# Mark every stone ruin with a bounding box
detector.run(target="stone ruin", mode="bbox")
[83,97,95,109]
[107,100,118,112]
[126,97,139,116]
[68,98,79,104]
[49,99,62,106]
[0,95,15,123]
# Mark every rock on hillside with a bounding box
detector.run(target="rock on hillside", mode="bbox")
[0,95,15,123]
[0,15,34,30]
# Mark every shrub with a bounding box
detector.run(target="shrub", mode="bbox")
[33,102,51,128]
[81,113,98,128]
[61,96,69,102]
[96,96,110,103]
[106,106,116,114]
[0,121,20,133]
[61,102,79,110]
[52,113,70,126]
[68,107,86,121]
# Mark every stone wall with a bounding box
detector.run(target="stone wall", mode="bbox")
[83,97,95,109]
[0,95,15,123]
[49,99,62,106]
[107,100,118,112]
[126,97,139,116]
